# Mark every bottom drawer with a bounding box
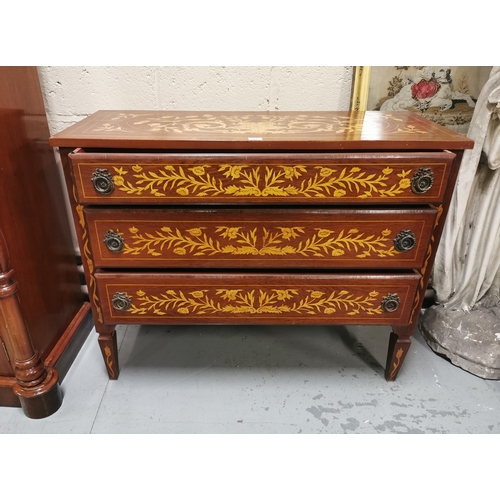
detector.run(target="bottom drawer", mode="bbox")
[95,272,420,325]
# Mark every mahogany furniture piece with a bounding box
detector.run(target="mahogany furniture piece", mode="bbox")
[0,67,92,418]
[50,110,473,381]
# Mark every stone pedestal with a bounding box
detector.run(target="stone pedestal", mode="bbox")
[419,303,500,379]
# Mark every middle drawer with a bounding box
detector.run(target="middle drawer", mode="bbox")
[85,207,437,269]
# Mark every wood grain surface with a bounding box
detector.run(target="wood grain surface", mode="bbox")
[50,110,474,150]
[0,68,85,409]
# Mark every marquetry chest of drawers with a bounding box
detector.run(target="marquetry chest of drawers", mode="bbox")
[50,110,473,381]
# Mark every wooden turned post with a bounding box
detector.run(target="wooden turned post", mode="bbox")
[0,228,62,418]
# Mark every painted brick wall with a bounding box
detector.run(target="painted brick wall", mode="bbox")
[37,66,354,135]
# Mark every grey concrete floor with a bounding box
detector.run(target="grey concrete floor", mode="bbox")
[1,318,499,433]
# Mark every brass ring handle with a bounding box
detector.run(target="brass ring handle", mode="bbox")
[112,292,132,311]
[411,168,434,194]
[393,230,416,253]
[103,230,125,252]
[91,168,115,195]
[381,294,400,313]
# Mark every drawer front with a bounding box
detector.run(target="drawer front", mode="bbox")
[86,207,436,269]
[70,151,455,205]
[96,272,420,325]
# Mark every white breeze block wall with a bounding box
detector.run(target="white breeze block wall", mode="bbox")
[38,66,354,135]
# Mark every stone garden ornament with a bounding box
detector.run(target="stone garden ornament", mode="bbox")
[420,66,500,378]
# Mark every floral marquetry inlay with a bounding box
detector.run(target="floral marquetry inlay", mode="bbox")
[73,185,103,323]
[124,288,384,317]
[91,112,429,136]
[109,164,415,200]
[119,225,398,259]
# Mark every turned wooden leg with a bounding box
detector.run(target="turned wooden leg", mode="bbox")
[385,325,413,381]
[96,324,119,380]
[0,229,62,418]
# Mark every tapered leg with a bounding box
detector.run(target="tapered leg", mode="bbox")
[385,325,413,381]
[96,324,120,379]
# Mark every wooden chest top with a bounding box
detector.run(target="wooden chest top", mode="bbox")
[49,110,474,151]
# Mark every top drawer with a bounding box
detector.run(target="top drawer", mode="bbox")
[69,150,456,205]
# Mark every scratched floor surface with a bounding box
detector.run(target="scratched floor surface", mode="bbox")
[1,319,499,433]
